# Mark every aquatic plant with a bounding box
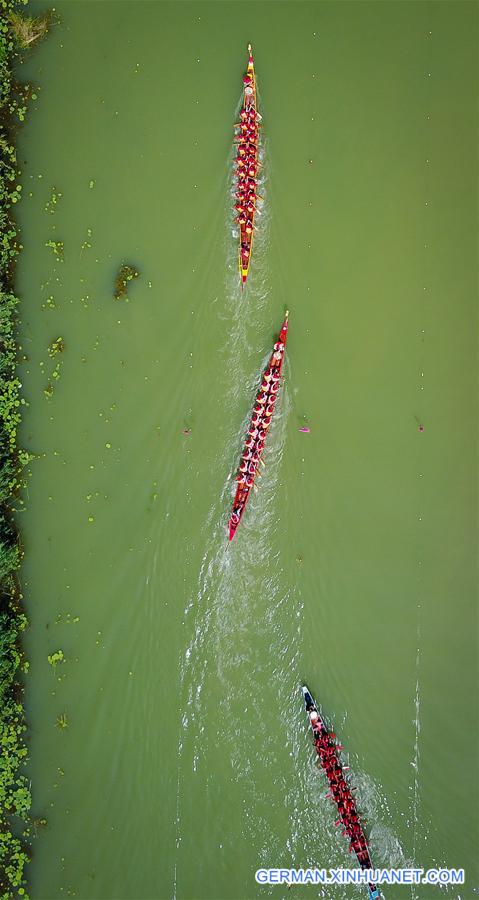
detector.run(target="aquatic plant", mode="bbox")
[51,360,61,380]
[47,649,64,668]
[55,713,68,730]
[40,293,56,310]
[114,263,139,300]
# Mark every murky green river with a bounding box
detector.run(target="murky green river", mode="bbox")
[15,2,477,898]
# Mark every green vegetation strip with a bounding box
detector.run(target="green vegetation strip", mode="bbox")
[1,2,51,895]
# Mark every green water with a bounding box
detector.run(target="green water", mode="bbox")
[16,2,477,899]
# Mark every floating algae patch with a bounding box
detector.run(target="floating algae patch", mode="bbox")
[113,263,139,300]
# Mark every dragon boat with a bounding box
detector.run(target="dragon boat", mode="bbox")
[234,44,260,285]
[302,685,381,900]
[228,312,289,540]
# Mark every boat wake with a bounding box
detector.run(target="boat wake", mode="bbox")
[172,90,401,898]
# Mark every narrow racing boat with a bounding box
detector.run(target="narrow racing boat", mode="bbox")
[234,44,260,286]
[302,686,381,900]
[228,312,289,541]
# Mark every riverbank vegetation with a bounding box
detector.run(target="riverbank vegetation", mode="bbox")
[1,2,50,895]
[8,8,51,49]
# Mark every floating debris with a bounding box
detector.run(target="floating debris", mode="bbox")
[48,336,64,358]
[114,263,139,300]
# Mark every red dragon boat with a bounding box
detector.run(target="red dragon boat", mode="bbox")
[228,312,289,541]
[234,44,260,286]
[302,686,381,900]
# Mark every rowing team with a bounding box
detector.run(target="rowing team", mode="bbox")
[235,344,285,487]
[236,178,260,237]
[235,107,260,154]
[236,137,258,170]
[309,711,372,866]
[236,139,258,161]
[235,115,259,143]
[236,158,259,179]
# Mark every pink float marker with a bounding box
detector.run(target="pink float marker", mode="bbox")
[299,426,310,433]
